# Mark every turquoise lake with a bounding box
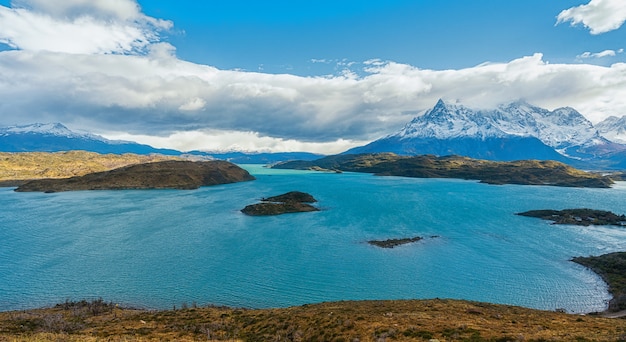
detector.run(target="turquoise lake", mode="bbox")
[1,165,626,313]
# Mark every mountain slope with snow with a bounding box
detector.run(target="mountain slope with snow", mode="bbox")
[0,123,182,155]
[346,100,626,168]
[596,115,626,144]
[0,123,322,163]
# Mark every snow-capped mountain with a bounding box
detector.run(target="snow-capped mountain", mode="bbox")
[0,122,323,163]
[596,115,626,144]
[345,99,626,168]
[0,122,181,155]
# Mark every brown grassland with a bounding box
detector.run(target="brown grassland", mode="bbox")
[1,299,626,341]
[0,151,181,184]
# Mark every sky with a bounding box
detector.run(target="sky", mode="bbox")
[1,0,626,153]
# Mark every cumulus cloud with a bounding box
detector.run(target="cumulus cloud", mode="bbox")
[557,0,626,34]
[0,0,171,54]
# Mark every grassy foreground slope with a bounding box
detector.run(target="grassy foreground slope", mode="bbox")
[1,299,626,341]
[0,151,181,185]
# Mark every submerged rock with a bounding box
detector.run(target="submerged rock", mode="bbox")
[242,191,319,216]
[14,160,255,192]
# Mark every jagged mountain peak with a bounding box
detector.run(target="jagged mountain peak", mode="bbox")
[596,115,626,144]
[346,99,624,167]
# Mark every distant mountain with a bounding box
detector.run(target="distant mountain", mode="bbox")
[0,123,182,155]
[346,100,626,169]
[596,115,626,144]
[0,123,322,163]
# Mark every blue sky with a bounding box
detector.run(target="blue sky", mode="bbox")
[0,0,625,153]
[140,0,623,73]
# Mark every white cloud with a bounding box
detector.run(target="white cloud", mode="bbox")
[576,49,621,60]
[102,130,366,155]
[557,0,626,34]
[178,98,207,112]
[0,0,171,54]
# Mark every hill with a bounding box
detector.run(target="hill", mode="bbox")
[14,160,255,192]
[0,151,182,186]
[1,298,626,341]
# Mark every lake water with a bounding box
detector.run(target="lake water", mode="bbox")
[1,165,625,313]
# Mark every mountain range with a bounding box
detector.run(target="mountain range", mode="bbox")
[346,99,626,169]
[1,100,625,169]
[0,123,321,164]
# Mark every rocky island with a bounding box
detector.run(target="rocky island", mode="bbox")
[241,191,320,216]
[517,209,626,227]
[14,160,255,192]
[367,236,423,248]
[273,153,614,188]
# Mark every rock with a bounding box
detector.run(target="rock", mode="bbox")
[14,160,255,192]
[242,191,320,216]
[368,236,423,248]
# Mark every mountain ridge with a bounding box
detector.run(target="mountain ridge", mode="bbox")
[0,123,321,163]
[346,99,626,169]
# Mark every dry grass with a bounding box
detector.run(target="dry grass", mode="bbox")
[2,299,626,341]
[0,151,181,182]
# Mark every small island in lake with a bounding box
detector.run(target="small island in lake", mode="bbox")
[273,153,614,188]
[516,209,626,227]
[241,191,320,216]
[368,236,423,248]
[14,160,255,192]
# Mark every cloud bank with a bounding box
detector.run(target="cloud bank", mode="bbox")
[0,0,171,54]
[1,1,626,153]
[557,0,626,34]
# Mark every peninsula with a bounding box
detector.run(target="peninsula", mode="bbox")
[273,153,614,188]
[572,252,626,312]
[14,160,255,192]
[241,191,319,216]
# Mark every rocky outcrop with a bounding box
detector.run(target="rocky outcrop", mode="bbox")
[14,160,255,192]
[242,191,319,216]
[516,209,626,226]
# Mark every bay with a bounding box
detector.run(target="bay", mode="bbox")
[1,165,625,313]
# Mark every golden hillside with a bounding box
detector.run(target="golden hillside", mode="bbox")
[0,151,182,183]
